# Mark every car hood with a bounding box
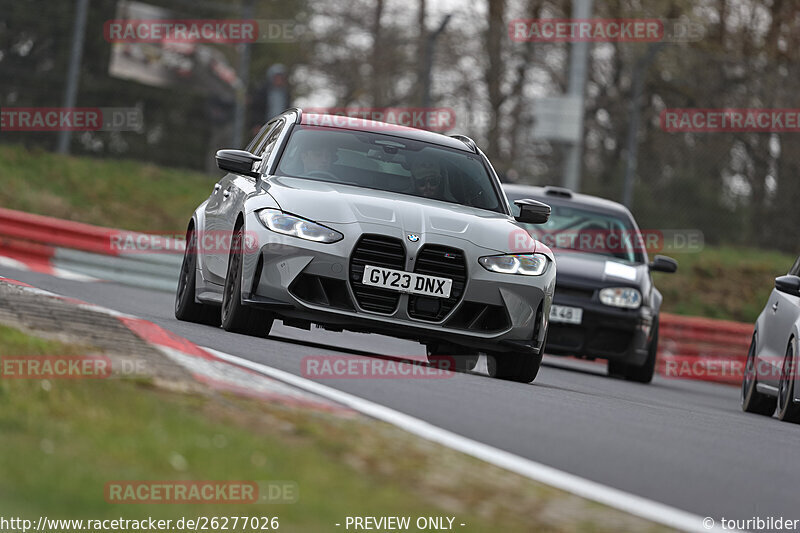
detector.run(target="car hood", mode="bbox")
[553,251,646,286]
[261,176,539,255]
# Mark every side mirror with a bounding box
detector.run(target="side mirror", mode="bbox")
[775,275,800,297]
[649,255,678,273]
[215,149,262,178]
[514,199,550,224]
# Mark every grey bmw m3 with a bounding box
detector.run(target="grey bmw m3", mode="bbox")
[175,108,555,382]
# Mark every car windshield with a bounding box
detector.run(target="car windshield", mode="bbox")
[507,194,645,263]
[275,125,504,213]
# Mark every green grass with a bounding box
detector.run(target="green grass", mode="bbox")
[0,323,664,532]
[0,144,212,233]
[0,324,89,357]
[654,245,796,323]
[0,324,461,528]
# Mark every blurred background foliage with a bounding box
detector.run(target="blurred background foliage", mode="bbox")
[1,0,798,255]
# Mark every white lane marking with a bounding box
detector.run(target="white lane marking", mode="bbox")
[203,347,735,533]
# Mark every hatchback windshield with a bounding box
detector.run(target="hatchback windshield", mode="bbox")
[275,125,504,213]
[507,195,645,263]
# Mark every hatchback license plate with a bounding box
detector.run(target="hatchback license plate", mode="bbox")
[549,305,583,324]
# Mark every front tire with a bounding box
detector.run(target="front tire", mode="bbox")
[741,333,777,416]
[175,227,219,326]
[777,340,800,423]
[426,344,478,372]
[487,351,542,383]
[221,225,274,337]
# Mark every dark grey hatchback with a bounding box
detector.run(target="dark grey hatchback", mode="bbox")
[503,185,677,383]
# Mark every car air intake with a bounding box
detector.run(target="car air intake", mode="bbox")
[350,235,406,313]
[408,245,466,321]
[290,274,355,311]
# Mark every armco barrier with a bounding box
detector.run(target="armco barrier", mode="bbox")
[0,207,182,292]
[0,207,754,384]
[657,313,752,385]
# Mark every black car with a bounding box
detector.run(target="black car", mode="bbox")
[503,185,677,383]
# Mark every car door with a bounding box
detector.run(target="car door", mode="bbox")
[759,255,800,386]
[203,122,278,284]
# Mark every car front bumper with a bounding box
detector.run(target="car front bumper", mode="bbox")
[239,216,555,354]
[545,287,654,365]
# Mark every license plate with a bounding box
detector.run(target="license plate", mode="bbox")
[362,265,452,298]
[549,305,583,324]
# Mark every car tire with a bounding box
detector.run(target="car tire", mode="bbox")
[741,333,777,415]
[608,321,658,384]
[487,351,542,383]
[175,227,220,326]
[777,340,800,423]
[426,344,478,373]
[221,225,274,337]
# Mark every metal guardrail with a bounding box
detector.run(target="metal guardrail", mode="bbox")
[0,207,182,292]
[657,313,752,385]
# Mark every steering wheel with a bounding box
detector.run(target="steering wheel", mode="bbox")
[307,170,338,180]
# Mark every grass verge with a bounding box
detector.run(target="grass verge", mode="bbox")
[654,246,795,323]
[0,144,211,233]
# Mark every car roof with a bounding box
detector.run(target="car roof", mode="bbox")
[503,184,634,218]
[299,113,473,152]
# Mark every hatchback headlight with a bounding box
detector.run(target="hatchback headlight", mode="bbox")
[478,254,548,276]
[256,209,343,243]
[599,287,642,309]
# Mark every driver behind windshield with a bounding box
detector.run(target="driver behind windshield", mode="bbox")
[300,138,337,176]
[409,152,445,200]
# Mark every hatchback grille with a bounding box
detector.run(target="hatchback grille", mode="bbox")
[350,235,406,313]
[408,245,466,321]
[555,286,595,300]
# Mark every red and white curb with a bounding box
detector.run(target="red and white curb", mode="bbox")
[0,276,345,413]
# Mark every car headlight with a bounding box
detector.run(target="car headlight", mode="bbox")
[256,209,343,243]
[599,287,642,309]
[478,254,548,276]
